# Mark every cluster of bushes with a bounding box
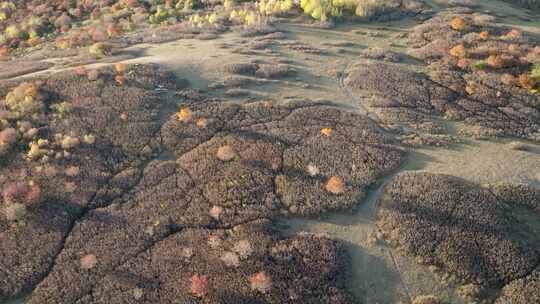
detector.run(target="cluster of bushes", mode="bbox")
[445,17,540,92]
[0,79,100,222]
[0,82,45,221]
[0,81,95,162]
[0,0,418,58]
[1,180,42,221]
[258,0,294,16]
[0,0,259,57]
[0,0,133,56]
[298,0,413,21]
[0,0,215,57]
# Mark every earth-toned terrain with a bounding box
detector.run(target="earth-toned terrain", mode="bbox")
[1,0,539,303]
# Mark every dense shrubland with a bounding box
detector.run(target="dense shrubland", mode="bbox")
[0,0,420,59]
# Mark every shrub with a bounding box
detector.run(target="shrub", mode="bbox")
[26,140,48,160]
[0,128,18,153]
[449,44,467,58]
[190,274,209,297]
[300,0,349,21]
[500,73,516,85]
[503,29,522,40]
[249,271,272,293]
[56,37,69,49]
[2,181,42,207]
[149,5,177,24]
[224,0,235,9]
[220,251,240,267]
[4,82,44,119]
[89,27,108,42]
[465,81,479,95]
[518,73,537,90]
[115,63,127,74]
[4,202,27,221]
[216,145,236,161]
[209,205,223,220]
[115,74,126,86]
[355,0,393,18]
[80,254,98,270]
[83,134,96,145]
[479,31,489,39]
[87,69,100,81]
[196,118,208,128]
[4,25,22,39]
[532,60,540,80]
[65,166,80,177]
[50,102,73,119]
[176,107,193,122]
[325,176,345,194]
[457,58,472,69]
[229,9,262,26]
[258,0,294,16]
[54,13,72,31]
[450,17,466,31]
[89,42,111,57]
[106,24,121,38]
[486,55,504,68]
[233,239,253,259]
[306,163,320,176]
[0,46,8,58]
[60,135,81,150]
[74,65,87,76]
[472,61,487,70]
[320,127,333,136]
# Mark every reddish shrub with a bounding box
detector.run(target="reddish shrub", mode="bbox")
[2,182,27,204]
[54,13,72,31]
[74,65,87,76]
[190,274,209,298]
[325,176,345,194]
[457,58,472,69]
[249,271,272,293]
[486,55,504,68]
[2,182,42,207]
[115,74,126,86]
[114,63,127,74]
[500,73,516,86]
[87,69,99,81]
[505,29,522,39]
[518,74,536,90]
[479,31,489,40]
[106,24,120,38]
[89,27,107,42]
[26,184,42,206]
[0,128,18,145]
[0,46,9,58]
